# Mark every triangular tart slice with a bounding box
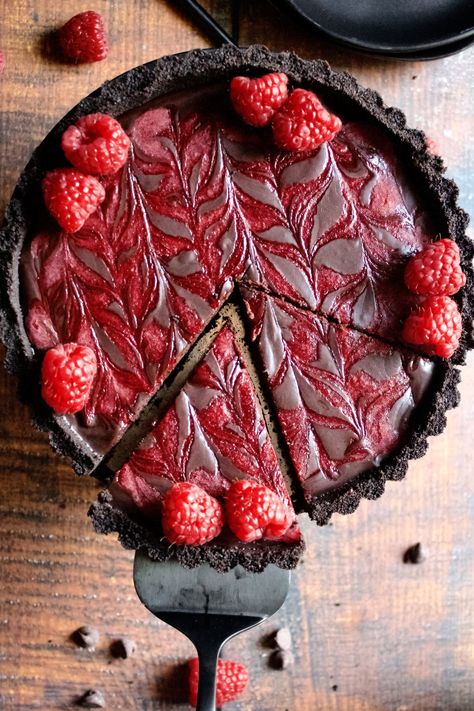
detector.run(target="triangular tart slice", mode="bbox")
[241,287,435,520]
[90,322,303,572]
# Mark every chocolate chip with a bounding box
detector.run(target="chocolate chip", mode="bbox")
[269,649,294,670]
[274,627,292,651]
[332,684,338,691]
[110,637,136,659]
[403,542,425,564]
[77,689,105,708]
[72,626,100,649]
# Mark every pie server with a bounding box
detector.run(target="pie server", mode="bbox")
[133,550,291,710]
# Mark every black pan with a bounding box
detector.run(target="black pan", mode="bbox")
[278,0,474,54]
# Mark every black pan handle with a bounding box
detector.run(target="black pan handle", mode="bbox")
[178,0,237,47]
[196,643,220,711]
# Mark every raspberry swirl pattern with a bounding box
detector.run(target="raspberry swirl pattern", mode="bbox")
[242,122,431,333]
[22,86,434,455]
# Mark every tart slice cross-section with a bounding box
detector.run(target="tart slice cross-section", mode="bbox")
[90,322,303,572]
[241,288,436,520]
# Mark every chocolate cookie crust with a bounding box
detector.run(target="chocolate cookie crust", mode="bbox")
[1,46,472,539]
[90,490,304,573]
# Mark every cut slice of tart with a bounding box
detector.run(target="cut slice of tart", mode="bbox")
[240,287,450,523]
[90,321,303,571]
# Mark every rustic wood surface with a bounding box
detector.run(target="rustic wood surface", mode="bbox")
[0,2,473,709]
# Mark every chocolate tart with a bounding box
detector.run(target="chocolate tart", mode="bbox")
[1,46,473,564]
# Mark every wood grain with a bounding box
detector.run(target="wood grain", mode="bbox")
[0,2,473,709]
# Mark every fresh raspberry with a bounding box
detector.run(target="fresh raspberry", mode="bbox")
[225,480,294,543]
[272,88,342,152]
[41,343,97,414]
[0,50,5,74]
[402,296,462,358]
[230,72,289,127]
[61,113,130,175]
[405,238,466,296]
[161,482,224,546]
[42,168,105,233]
[58,11,108,64]
[188,658,249,707]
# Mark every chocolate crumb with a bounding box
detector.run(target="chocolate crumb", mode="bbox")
[111,637,136,659]
[274,627,292,651]
[403,542,425,564]
[77,689,105,708]
[269,649,294,670]
[72,626,100,650]
[332,684,338,691]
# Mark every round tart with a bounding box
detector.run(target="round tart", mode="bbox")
[0,46,472,568]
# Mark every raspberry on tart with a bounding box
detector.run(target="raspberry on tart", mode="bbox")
[402,296,462,358]
[226,480,294,543]
[272,88,342,151]
[41,343,97,414]
[161,482,224,546]
[404,238,466,296]
[230,72,288,127]
[42,168,105,233]
[61,113,130,175]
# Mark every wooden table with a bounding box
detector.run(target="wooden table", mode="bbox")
[0,2,473,709]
